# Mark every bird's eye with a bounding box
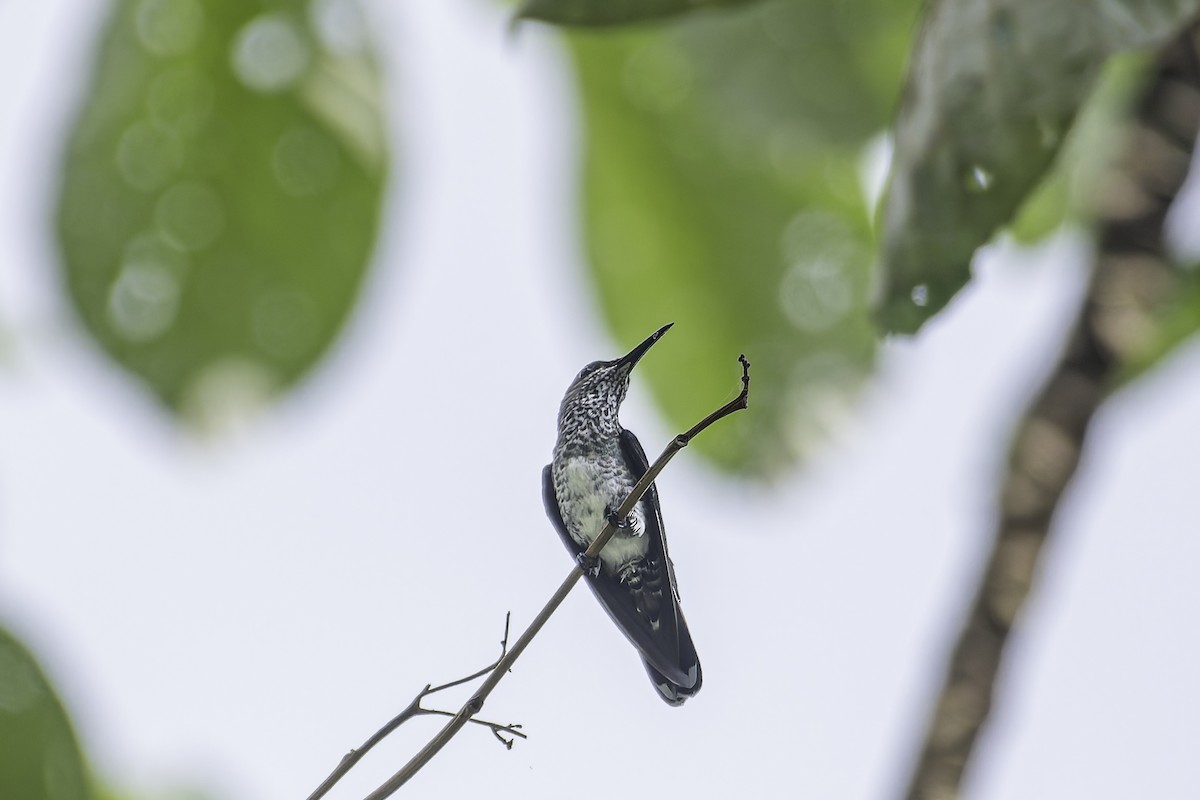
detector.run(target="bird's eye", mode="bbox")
[573,361,605,384]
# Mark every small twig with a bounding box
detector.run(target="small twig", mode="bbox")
[426,613,512,694]
[305,614,514,800]
[421,709,526,749]
[680,354,751,444]
[361,355,751,800]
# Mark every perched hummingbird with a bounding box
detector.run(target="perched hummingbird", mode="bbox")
[542,323,702,705]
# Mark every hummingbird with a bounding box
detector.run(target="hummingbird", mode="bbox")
[542,322,702,705]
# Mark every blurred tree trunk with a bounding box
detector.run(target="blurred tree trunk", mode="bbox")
[904,18,1200,800]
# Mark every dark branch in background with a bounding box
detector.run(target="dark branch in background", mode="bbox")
[305,355,750,800]
[903,23,1200,800]
[306,615,524,800]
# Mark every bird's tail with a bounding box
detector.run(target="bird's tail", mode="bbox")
[644,658,702,706]
[643,610,702,705]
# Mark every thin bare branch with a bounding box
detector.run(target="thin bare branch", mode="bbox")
[361,355,751,800]
[425,614,512,694]
[305,613,513,800]
[421,709,526,749]
[903,22,1200,800]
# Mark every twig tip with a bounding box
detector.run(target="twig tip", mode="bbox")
[736,354,751,406]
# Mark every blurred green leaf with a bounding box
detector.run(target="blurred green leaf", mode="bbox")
[1141,281,1200,365]
[877,0,1198,334]
[566,0,920,475]
[668,0,920,147]
[56,0,388,427]
[1009,55,1145,244]
[97,785,217,800]
[517,0,757,27]
[1119,260,1200,380]
[0,625,92,800]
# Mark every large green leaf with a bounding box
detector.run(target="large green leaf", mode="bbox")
[566,0,920,474]
[56,0,388,426]
[517,0,757,27]
[1007,56,1145,245]
[877,0,1199,334]
[0,626,92,800]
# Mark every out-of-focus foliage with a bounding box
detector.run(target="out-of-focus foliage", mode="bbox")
[0,626,92,800]
[1009,56,1145,244]
[877,0,1199,334]
[1129,266,1200,375]
[97,785,215,800]
[565,0,920,475]
[56,0,387,427]
[516,0,757,27]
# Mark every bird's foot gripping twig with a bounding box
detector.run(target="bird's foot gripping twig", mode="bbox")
[576,551,601,577]
[604,505,629,530]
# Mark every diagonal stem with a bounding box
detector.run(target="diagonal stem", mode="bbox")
[361,355,750,799]
[305,614,512,800]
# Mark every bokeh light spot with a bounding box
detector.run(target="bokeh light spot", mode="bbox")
[107,233,188,342]
[181,357,279,435]
[778,212,860,332]
[116,121,183,192]
[231,13,311,94]
[135,0,204,57]
[780,256,854,332]
[310,0,368,54]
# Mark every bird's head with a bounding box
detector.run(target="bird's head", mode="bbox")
[556,323,672,441]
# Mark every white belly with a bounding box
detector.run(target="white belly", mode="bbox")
[555,455,648,572]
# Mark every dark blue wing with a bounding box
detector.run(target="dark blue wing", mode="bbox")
[618,429,675,595]
[618,429,702,702]
[543,447,702,704]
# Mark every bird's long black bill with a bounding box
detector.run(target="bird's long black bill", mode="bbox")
[617,323,673,369]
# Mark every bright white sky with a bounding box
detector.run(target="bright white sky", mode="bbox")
[2,2,1199,799]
